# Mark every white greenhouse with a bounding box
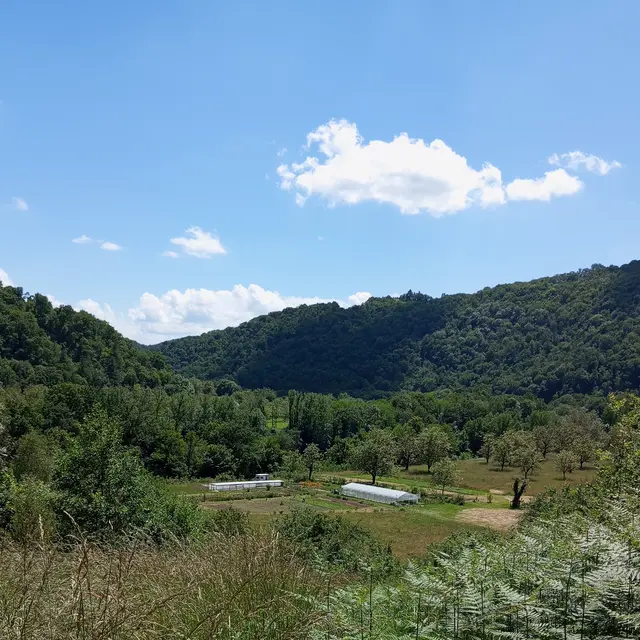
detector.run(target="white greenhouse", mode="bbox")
[207,479,284,492]
[340,482,419,505]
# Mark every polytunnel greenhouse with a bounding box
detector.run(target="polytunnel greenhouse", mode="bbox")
[340,482,419,505]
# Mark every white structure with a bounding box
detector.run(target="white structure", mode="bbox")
[341,482,419,505]
[254,473,270,481]
[207,478,284,492]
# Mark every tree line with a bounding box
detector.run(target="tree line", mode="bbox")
[153,260,640,399]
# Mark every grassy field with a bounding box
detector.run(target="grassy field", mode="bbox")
[338,502,518,559]
[167,453,592,561]
[453,456,597,494]
[203,493,366,515]
[330,455,597,497]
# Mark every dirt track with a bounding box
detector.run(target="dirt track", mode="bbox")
[455,508,522,531]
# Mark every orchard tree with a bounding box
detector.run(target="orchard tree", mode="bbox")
[555,449,578,480]
[393,423,418,470]
[512,443,541,479]
[572,437,596,470]
[302,443,323,480]
[492,433,514,471]
[350,429,396,485]
[418,426,450,472]
[431,458,460,495]
[479,433,495,464]
[533,423,555,458]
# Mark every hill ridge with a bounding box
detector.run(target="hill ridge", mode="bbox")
[152,260,640,399]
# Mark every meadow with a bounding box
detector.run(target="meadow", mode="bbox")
[164,454,594,559]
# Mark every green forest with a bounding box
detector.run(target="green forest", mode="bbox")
[1,264,640,638]
[152,260,640,399]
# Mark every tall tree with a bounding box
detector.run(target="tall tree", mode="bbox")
[350,429,396,485]
[555,450,577,480]
[431,458,460,495]
[479,433,495,464]
[417,426,450,472]
[393,423,418,470]
[492,433,514,471]
[533,423,555,458]
[302,443,323,480]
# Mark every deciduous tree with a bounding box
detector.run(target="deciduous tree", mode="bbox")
[431,458,460,495]
[302,443,323,480]
[417,426,450,472]
[555,449,578,480]
[350,429,396,485]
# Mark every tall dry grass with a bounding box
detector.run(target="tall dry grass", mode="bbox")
[0,530,323,639]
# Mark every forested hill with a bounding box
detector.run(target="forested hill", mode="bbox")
[154,261,640,400]
[0,284,173,388]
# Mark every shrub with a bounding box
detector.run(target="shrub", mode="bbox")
[9,476,57,543]
[274,509,397,577]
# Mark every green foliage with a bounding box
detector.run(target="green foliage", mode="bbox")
[12,431,56,482]
[153,261,640,399]
[8,476,57,543]
[350,429,396,484]
[274,508,397,576]
[279,450,307,482]
[416,424,450,471]
[54,409,208,541]
[302,443,323,480]
[321,501,640,639]
[430,458,460,493]
[392,422,418,470]
[555,449,578,479]
[206,506,249,536]
[0,285,173,388]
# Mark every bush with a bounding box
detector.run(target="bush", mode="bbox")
[9,476,57,542]
[208,506,248,536]
[213,472,236,482]
[274,508,398,577]
[419,491,465,505]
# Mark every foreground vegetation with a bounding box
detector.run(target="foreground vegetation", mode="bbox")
[0,392,638,638]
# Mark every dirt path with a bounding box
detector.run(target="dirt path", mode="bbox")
[456,508,522,531]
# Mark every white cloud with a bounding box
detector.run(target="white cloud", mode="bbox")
[72,234,92,244]
[278,119,610,214]
[46,294,63,307]
[101,241,122,251]
[277,119,508,215]
[347,291,372,305]
[162,250,179,258]
[505,169,583,202]
[170,227,226,258]
[11,197,28,211]
[277,147,287,157]
[0,268,13,286]
[76,284,374,343]
[548,151,621,175]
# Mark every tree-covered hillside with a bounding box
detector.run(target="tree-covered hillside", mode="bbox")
[0,284,172,388]
[154,261,640,399]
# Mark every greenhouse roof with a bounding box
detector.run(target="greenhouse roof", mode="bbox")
[341,482,415,499]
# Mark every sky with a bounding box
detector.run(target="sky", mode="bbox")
[1,1,639,343]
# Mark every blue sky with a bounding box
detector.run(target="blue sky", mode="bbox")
[1,1,638,342]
